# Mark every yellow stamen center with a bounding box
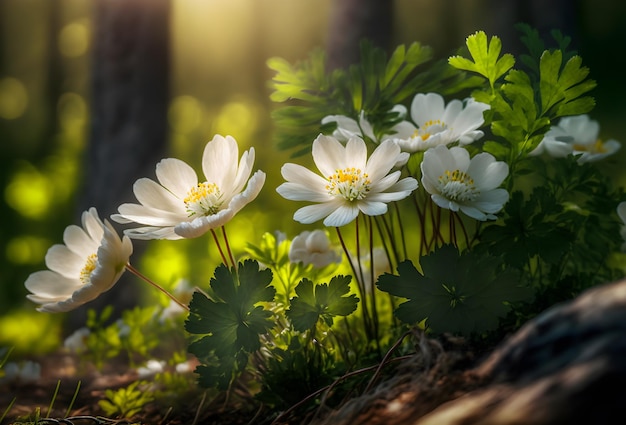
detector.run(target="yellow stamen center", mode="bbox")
[572,139,607,154]
[184,182,223,217]
[80,253,98,285]
[326,167,371,201]
[438,169,479,202]
[413,119,446,141]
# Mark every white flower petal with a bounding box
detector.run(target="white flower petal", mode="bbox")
[294,202,343,224]
[25,270,81,297]
[459,204,488,221]
[132,178,185,213]
[202,134,239,188]
[116,203,186,226]
[411,93,445,125]
[313,134,348,176]
[45,244,85,278]
[617,202,626,224]
[124,226,183,240]
[365,140,400,181]
[358,201,388,216]
[345,137,368,168]
[63,224,99,256]
[155,158,198,198]
[323,204,360,227]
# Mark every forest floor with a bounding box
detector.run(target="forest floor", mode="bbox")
[1,334,492,425]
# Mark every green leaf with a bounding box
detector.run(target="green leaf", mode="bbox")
[539,50,596,116]
[377,245,532,336]
[448,31,515,87]
[286,275,358,331]
[185,260,276,388]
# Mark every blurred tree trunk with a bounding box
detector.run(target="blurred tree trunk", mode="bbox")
[70,0,171,329]
[326,0,393,70]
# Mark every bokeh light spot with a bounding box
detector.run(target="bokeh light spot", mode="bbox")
[141,241,191,289]
[6,236,50,265]
[168,95,203,135]
[0,310,61,355]
[4,163,53,219]
[57,92,88,130]
[58,20,90,58]
[212,98,262,145]
[0,77,28,120]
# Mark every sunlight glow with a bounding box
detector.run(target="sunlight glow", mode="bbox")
[0,310,61,355]
[58,92,88,131]
[168,95,203,135]
[58,19,91,58]
[0,77,28,120]
[5,236,49,265]
[4,163,53,219]
[211,98,262,146]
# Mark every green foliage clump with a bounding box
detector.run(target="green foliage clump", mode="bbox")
[287,276,358,331]
[268,40,482,155]
[185,259,276,389]
[98,380,154,419]
[378,245,532,335]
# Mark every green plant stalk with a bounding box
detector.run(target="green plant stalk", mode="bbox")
[125,263,189,311]
[64,381,81,418]
[45,380,61,418]
[1,397,16,423]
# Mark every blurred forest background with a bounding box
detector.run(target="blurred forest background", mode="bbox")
[1,0,625,353]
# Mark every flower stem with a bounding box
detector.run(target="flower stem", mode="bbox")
[125,263,189,311]
[336,226,374,341]
[210,228,230,267]
[221,225,237,268]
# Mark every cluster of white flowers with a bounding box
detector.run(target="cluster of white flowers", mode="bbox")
[0,360,41,384]
[25,135,265,313]
[531,114,621,163]
[289,92,507,224]
[385,93,491,153]
[23,91,625,326]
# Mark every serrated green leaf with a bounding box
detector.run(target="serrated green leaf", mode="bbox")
[539,51,596,116]
[377,245,532,335]
[448,31,515,86]
[185,260,276,389]
[286,275,358,332]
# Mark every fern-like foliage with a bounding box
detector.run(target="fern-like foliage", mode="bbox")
[268,40,482,156]
[449,30,596,164]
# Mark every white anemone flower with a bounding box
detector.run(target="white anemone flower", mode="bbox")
[112,134,266,239]
[532,115,620,163]
[618,202,626,252]
[289,229,341,268]
[529,131,574,158]
[0,361,41,384]
[25,208,133,313]
[321,110,376,142]
[64,327,91,353]
[386,93,490,153]
[421,145,509,221]
[276,134,418,227]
